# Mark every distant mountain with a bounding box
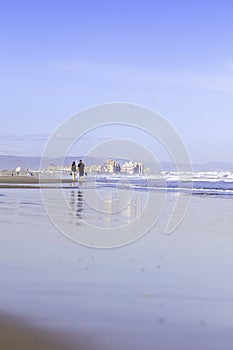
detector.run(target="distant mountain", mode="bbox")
[0,155,104,170]
[143,162,233,172]
[192,162,233,172]
[0,156,42,170]
[1,155,233,172]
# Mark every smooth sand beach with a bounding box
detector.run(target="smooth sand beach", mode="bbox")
[1,185,233,349]
[0,175,75,186]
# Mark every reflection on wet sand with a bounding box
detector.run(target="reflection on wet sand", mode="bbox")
[67,186,148,229]
[69,189,84,224]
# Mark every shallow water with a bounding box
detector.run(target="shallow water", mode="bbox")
[1,186,233,349]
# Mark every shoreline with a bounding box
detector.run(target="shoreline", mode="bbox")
[0,175,88,188]
[0,176,76,184]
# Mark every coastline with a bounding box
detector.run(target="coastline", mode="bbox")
[0,176,74,184]
[0,176,82,188]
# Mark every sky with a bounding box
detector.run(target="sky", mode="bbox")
[1,0,233,163]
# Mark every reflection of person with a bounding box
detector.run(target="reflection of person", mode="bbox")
[78,160,85,178]
[70,161,77,181]
[76,190,83,218]
[69,189,83,220]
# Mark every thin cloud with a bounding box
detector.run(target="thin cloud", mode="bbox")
[0,134,49,141]
[52,59,233,94]
[0,133,114,156]
[0,134,49,156]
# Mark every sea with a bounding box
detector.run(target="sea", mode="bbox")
[93,171,233,196]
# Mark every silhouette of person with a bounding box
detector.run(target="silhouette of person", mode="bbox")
[70,161,77,181]
[78,160,85,178]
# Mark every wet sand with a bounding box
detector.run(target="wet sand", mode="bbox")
[1,186,233,349]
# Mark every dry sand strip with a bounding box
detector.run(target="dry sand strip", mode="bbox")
[0,176,82,188]
[0,176,74,184]
[0,176,87,189]
[0,313,95,350]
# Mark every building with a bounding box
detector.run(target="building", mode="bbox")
[99,159,144,175]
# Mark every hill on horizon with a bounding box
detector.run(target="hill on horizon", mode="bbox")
[1,155,233,172]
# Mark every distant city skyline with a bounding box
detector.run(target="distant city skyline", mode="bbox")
[1,1,233,163]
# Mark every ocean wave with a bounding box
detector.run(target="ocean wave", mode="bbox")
[94,175,233,197]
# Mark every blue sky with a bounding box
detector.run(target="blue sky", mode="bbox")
[1,0,233,162]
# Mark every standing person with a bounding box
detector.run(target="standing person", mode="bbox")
[70,161,77,181]
[78,159,85,178]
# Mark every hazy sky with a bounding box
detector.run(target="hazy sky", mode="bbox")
[1,0,233,162]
